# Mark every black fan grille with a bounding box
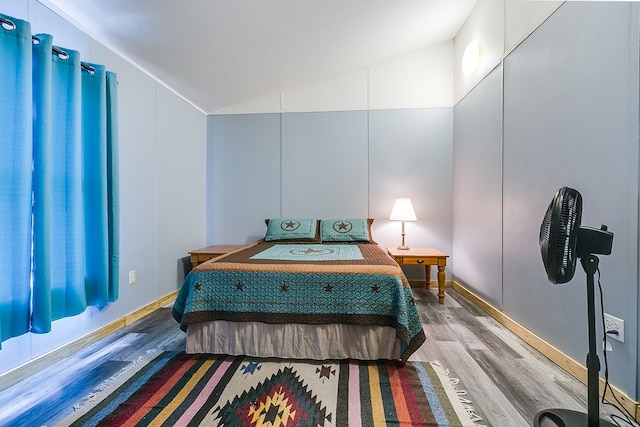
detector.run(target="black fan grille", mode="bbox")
[539,187,582,284]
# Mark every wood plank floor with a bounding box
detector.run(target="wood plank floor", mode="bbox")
[0,287,633,426]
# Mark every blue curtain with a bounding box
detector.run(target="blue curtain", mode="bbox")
[82,62,109,307]
[106,72,120,303]
[0,13,119,343]
[0,15,33,344]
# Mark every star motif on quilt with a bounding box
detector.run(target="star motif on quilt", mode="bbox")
[371,284,380,293]
[324,284,333,292]
[236,282,244,291]
[316,365,336,382]
[290,247,333,256]
[241,360,262,376]
[281,283,289,292]
[194,283,202,291]
[214,366,331,426]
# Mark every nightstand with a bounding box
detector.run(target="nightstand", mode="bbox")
[188,245,244,268]
[387,246,449,304]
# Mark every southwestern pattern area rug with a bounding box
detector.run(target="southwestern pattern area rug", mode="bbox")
[61,351,484,426]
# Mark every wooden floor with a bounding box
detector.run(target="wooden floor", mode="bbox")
[0,287,633,426]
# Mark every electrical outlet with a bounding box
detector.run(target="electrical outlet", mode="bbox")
[128,270,136,285]
[604,313,624,343]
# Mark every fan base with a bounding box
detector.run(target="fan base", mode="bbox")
[534,408,617,426]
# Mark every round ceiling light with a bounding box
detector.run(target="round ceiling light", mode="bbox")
[461,41,481,77]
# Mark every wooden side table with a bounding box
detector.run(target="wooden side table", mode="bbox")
[188,245,244,268]
[387,246,449,304]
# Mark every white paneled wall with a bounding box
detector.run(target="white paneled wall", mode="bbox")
[215,0,562,115]
[453,1,639,399]
[452,66,503,309]
[501,2,638,397]
[281,112,369,218]
[207,114,282,245]
[453,0,561,104]
[216,42,455,114]
[207,108,454,284]
[157,86,207,295]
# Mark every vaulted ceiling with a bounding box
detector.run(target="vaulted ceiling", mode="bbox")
[39,0,476,114]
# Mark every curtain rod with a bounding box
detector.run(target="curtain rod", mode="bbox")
[32,36,96,75]
[1,16,95,74]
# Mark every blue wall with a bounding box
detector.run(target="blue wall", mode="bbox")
[207,109,454,283]
[454,2,639,398]
[453,66,503,308]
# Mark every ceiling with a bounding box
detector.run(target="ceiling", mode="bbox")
[39,0,477,114]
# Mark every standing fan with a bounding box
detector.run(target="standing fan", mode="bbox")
[534,187,614,427]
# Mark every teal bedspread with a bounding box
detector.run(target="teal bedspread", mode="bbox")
[173,242,426,363]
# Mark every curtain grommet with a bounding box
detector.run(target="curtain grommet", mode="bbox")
[1,16,16,31]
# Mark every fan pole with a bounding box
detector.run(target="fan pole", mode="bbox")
[534,254,616,427]
[583,254,601,427]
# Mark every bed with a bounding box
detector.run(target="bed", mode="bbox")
[172,218,426,364]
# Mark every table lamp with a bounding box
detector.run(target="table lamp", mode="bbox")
[389,198,417,250]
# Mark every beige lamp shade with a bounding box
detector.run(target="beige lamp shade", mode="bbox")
[389,198,417,221]
[389,198,416,250]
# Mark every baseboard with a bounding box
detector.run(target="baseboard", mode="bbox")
[451,281,640,422]
[0,290,178,392]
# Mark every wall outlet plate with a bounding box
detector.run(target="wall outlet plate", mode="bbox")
[604,313,624,343]
[128,270,136,285]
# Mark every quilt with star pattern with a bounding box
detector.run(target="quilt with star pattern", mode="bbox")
[172,241,426,363]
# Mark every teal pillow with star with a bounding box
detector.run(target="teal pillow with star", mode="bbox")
[320,218,373,242]
[265,218,320,242]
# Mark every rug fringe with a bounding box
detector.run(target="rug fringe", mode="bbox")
[431,360,487,427]
[71,348,160,412]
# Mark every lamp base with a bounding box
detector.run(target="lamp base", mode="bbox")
[397,245,410,250]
